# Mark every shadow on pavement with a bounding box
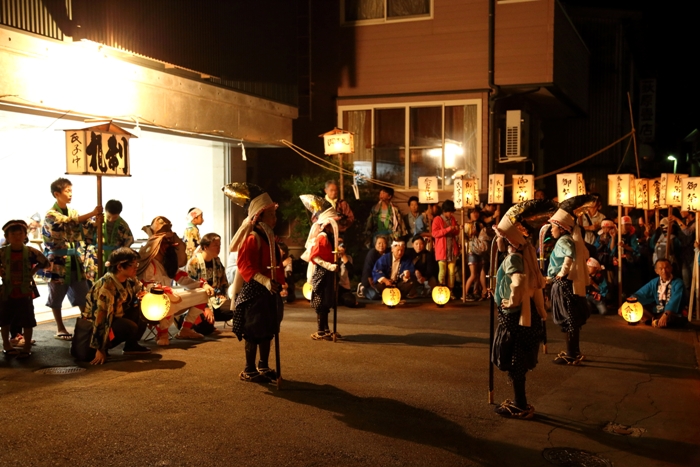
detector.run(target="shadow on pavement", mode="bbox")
[265,379,542,463]
[535,414,700,465]
[343,332,488,347]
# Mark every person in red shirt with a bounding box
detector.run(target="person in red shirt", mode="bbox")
[230,190,287,383]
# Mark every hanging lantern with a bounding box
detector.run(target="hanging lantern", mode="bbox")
[619,298,644,325]
[650,177,663,209]
[382,287,401,308]
[557,173,585,201]
[320,128,354,155]
[487,174,505,204]
[607,174,636,207]
[681,177,700,212]
[512,174,534,203]
[463,178,479,208]
[418,176,439,204]
[432,285,451,307]
[635,178,650,210]
[453,177,464,210]
[141,287,171,321]
[302,282,313,301]
[663,173,689,207]
[64,122,136,176]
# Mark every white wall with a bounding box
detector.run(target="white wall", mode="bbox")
[0,110,228,262]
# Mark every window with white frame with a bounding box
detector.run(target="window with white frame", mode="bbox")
[340,100,481,189]
[342,0,432,25]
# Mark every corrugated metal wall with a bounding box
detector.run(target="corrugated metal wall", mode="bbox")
[0,0,70,40]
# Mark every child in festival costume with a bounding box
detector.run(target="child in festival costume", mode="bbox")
[491,201,551,419]
[183,207,204,261]
[546,195,595,365]
[302,208,340,340]
[229,185,287,383]
[137,216,214,346]
[1,220,49,358]
[97,199,134,265]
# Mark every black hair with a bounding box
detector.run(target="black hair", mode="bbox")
[442,199,456,213]
[380,187,394,198]
[188,207,199,214]
[200,232,221,248]
[654,258,672,269]
[108,247,139,273]
[408,196,419,206]
[105,199,123,215]
[325,180,338,189]
[50,178,72,197]
[411,234,425,244]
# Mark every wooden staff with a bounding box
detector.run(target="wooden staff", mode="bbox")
[488,236,498,404]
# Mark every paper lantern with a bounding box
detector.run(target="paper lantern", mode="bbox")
[487,174,505,204]
[303,282,313,301]
[681,177,700,212]
[321,128,354,155]
[453,177,464,210]
[635,178,650,210]
[556,173,585,201]
[662,173,688,207]
[619,298,643,325]
[418,176,439,204]
[382,287,401,308]
[463,178,479,208]
[512,174,534,203]
[64,122,136,176]
[141,287,171,321]
[607,174,636,207]
[650,177,663,209]
[432,285,451,307]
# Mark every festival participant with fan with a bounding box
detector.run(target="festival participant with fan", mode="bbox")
[546,195,596,365]
[490,201,552,419]
[227,184,286,383]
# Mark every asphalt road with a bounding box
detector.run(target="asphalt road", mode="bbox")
[1,298,699,467]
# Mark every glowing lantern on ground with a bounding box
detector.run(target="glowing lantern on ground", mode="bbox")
[418,176,439,204]
[432,286,451,307]
[382,287,401,308]
[663,173,689,207]
[487,174,505,204]
[303,282,313,301]
[141,287,171,321]
[512,174,534,203]
[607,174,636,207]
[557,173,585,201]
[620,298,643,325]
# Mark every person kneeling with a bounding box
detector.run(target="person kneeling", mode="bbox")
[83,248,150,365]
[368,240,417,301]
[626,258,687,328]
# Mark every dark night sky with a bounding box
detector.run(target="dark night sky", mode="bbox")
[562,0,698,152]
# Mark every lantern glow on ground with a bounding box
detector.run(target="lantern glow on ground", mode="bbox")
[432,285,451,306]
[303,282,313,301]
[141,288,171,321]
[620,298,643,325]
[382,287,401,308]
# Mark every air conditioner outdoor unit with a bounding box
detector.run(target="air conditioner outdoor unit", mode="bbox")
[501,110,528,163]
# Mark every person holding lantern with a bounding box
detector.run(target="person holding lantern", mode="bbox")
[370,240,417,300]
[230,187,286,383]
[302,208,341,340]
[82,247,150,365]
[137,216,215,346]
[491,203,548,419]
[625,258,687,328]
[547,195,593,366]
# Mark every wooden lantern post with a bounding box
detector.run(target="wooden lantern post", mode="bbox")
[608,174,635,307]
[681,177,700,321]
[321,128,354,201]
[662,173,688,259]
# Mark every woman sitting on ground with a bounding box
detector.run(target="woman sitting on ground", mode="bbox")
[82,247,150,365]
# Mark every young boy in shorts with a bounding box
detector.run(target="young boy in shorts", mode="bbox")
[1,220,50,358]
[43,178,102,340]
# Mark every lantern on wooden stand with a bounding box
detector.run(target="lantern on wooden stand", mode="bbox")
[460,177,479,303]
[432,285,451,307]
[382,287,401,308]
[661,172,688,260]
[141,286,171,322]
[608,174,636,308]
[619,298,644,325]
[635,178,650,226]
[650,177,663,227]
[681,177,700,321]
[320,128,354,200]
[557,173,586,201]
[418,176,439,204]
[512,174,534,203]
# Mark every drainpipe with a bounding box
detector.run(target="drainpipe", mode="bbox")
[488,0,499,176]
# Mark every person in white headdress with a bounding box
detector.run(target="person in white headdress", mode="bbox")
[547,203,591,365]
[491,208,547,419]
[301,208,340,340]
[230,189,287,383]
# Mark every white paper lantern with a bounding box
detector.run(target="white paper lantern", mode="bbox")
[321,128,354,155]
[557,173,585,201]
[650,177,663,209]
[418,176,439,204]
[141,288,171,321]
[512,174,534,203]
[663,173,688,207]
[64,122,136,176]
[681,177,700,212]
[453,177,464,210]
[463,178,479,208]
[635,178,650,210]
[608,174,636,207]
[487,174,505,204]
